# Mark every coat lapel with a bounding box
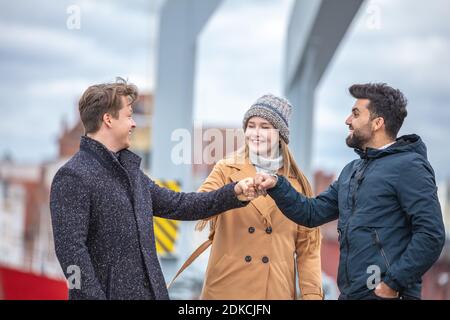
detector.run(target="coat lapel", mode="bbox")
[228,161,276,227]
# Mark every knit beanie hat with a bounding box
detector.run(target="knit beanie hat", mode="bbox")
[242,94,292,144]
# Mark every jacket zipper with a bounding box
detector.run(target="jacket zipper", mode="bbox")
[344,159,370,286]
[344,209,353,284]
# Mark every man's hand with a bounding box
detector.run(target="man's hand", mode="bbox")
[254,172,278,196]
[374,282,399,299]
[234,177,257,201]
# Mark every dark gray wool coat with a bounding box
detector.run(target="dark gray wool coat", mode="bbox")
[50,136,247,300]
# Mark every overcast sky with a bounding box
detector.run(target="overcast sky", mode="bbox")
[1,0,449,183]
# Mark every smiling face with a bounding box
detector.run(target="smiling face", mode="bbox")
[245,116,280,157]
[345,99,374,150]
[109,96,136,150]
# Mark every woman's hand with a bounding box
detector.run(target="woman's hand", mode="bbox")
[234,177,257,201]
[254,172,278,196]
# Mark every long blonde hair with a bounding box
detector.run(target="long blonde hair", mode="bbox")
[195,138,313,232]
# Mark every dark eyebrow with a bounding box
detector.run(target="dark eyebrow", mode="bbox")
[352,107,359,113]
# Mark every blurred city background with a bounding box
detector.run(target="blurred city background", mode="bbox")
[0,0,449,299]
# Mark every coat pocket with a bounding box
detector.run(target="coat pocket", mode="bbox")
[106,266,114,300]
[371,228,391,270]
[202,254,268,299]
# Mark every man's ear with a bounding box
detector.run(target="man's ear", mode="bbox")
[372,117,385,132]
[103,113,113,128]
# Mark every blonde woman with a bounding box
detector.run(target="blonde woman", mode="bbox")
[189,95,323,299]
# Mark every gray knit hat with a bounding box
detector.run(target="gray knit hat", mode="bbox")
[242,94,292,144]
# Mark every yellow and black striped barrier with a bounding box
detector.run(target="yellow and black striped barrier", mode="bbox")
[153,179,181,257]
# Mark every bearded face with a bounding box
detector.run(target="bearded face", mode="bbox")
[345,99,374,150]
[346,120,373,149]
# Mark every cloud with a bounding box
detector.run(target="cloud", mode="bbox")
[0,0,158,162]
[194,0,294,124]
[0,0,449,183]
[313,0,450,181]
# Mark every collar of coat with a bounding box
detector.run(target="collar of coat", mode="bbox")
[79,135,142,173]
[220,156,297,227]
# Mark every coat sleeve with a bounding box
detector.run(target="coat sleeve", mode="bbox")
[267,175,340,227]
[195,162,228,232]
[197,161,227,192]
[383,157,446,292]
[295,226,323,300]
[50,168,106,299]
[146,170,247,221]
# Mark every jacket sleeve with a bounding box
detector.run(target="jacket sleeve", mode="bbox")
[295,226,323,300]
[146,172,247,221]
[267,175,340,227]
[383,157,446,292]
[50,168,106,299]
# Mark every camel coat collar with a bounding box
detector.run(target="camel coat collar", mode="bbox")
[226,158,294,228]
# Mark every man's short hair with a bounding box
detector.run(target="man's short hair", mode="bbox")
[78,77,138,134]
[349,83,407,139]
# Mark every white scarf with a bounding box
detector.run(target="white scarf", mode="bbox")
[249,149,283,174]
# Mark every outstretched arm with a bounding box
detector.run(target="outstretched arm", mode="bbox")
[146,173,254,220]
[256,173,340,227]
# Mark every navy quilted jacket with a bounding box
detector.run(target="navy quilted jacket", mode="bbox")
[268,134,445,299]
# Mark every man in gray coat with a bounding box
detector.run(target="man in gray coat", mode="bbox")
[50,78,255,300]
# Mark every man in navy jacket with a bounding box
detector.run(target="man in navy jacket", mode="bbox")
[255,83,445,300]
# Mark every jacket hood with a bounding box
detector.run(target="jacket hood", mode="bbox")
[354,134,427,160]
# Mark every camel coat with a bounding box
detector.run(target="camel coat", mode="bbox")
[198,157,323,300]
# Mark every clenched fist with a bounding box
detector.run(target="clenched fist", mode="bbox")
[254,172,278,196]
[234,177,257,201]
